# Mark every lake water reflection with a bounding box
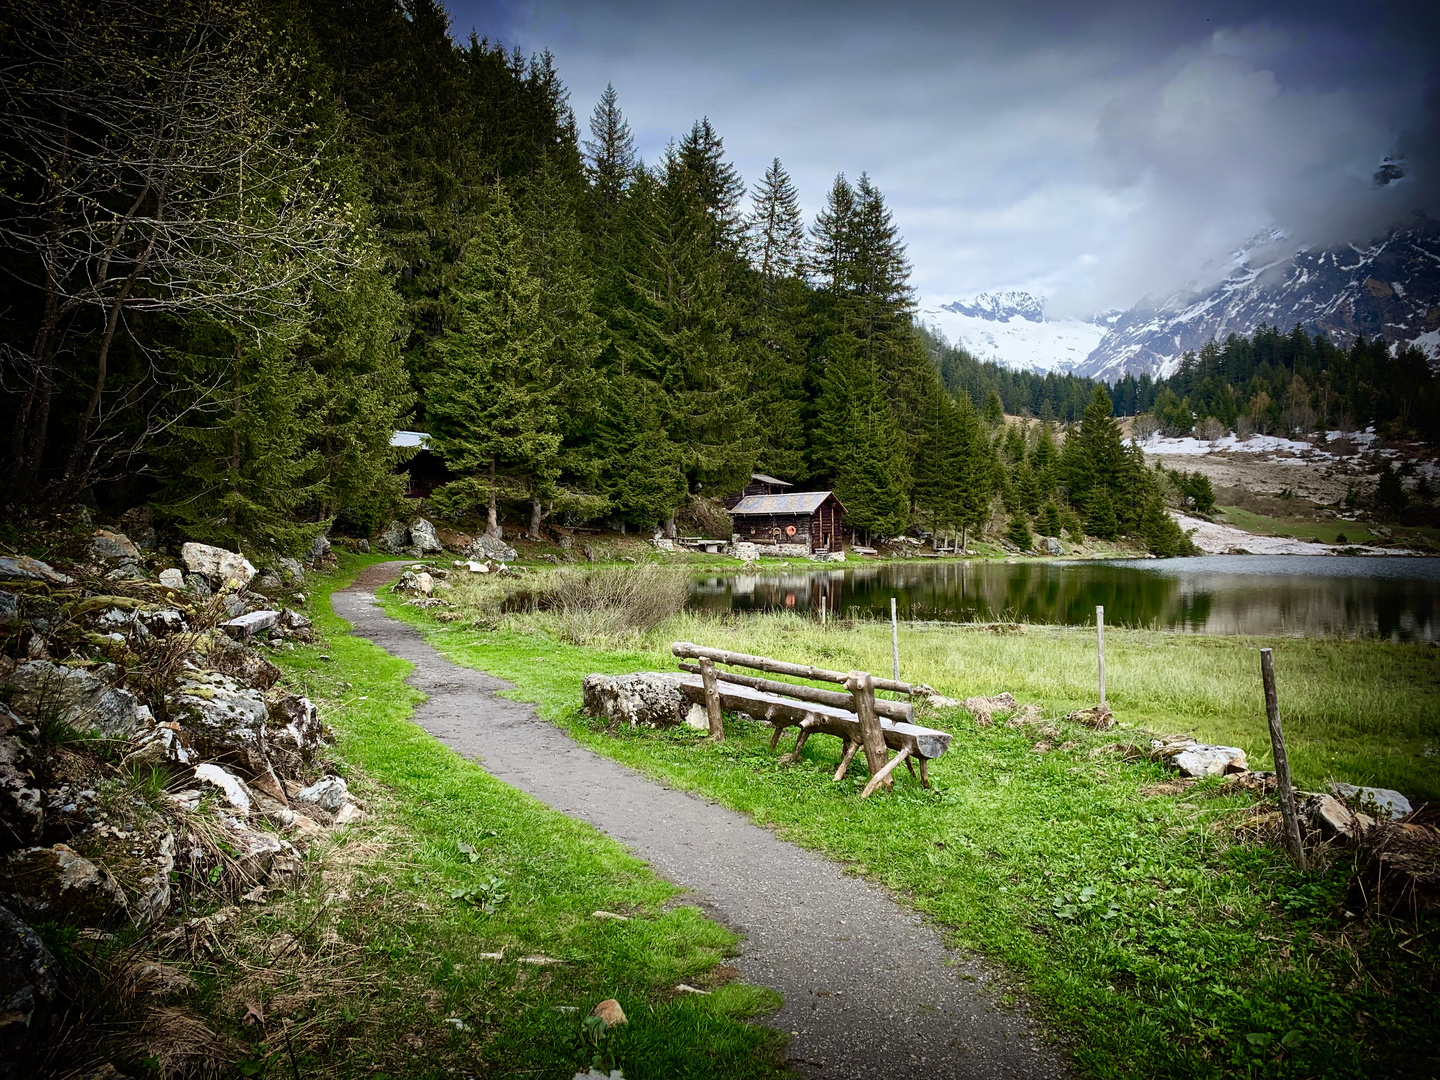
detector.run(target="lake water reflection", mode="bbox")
[687,556,1440,642]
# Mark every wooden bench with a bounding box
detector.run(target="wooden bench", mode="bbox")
[670,642,951,798]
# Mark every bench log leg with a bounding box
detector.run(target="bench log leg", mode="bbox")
[905,756,918,780]
[769,725,785,750]
[918,757,929,789]
[862,746,911,799]
[780,725,813,765]
[833,738,861,782]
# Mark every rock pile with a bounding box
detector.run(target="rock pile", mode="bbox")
[0,532,362,1072]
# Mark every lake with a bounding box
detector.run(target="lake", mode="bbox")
[687,556,1440,643]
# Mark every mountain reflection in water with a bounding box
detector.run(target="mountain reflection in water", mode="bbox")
[687,556,1440,643]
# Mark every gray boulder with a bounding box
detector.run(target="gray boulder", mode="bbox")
[410,518,443,555]
[87,529,140,564]
[1043,536,1065,556]
[377,520,409,554]
[253,570,283,593]
[295,775,351,814]
[1151,738,1249,777]
[267,696,325,765]
[0,556,73,585]
[137,608,185,636]
[276,556,305,585]
[0,592,17,629]
[218,817,283,883]
[307,534,332,564]
[180,542,256,588]
[0,903,58,1076]
[1329,783,1412,820]
[277,609,313,641]
[0,845,128,925]
[0,734,43,846]
[204,636,281,690]
[182,572,211,596]
[194,763,253,813]
[582,672,700,729]
[9,661,141,738]
[466,534,518,562]
[169,671,269,766]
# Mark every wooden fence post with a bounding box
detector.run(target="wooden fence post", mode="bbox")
[1096,605,1106,707]
[820,592,826,627]
[699,656,724,741]
[890,597,900,682]
[847,670,890,792]
[1260,648,1306,869]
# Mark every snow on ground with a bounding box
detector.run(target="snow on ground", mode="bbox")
[1134,429,1378,458]
[1174,514,1402,556]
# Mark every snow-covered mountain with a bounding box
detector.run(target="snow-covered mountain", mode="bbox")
[920,291,1121,373]
[1076,215,1440,382]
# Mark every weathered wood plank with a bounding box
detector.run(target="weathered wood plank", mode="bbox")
[672,642,917,696]
[674,676,951,760]
[676,661,914,723]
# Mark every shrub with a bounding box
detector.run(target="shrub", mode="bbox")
[502,564,689,645]
[1006,514,1033,551]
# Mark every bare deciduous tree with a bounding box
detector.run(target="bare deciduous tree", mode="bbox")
[0,0,358,503]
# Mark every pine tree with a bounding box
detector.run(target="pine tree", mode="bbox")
[1037,501,1062,538]
[746,158,807,280]
[740,158,810,481]
[427,185,560,537]
[516,154,607,536]
[1006,513,1033,551]
[1085,487,1119,540]
[951,394,992,550]
[983,388,1005,426]
[834,364,911,539]
[584,83,636,213]
[810,174,856,294]
[676,118,746,248]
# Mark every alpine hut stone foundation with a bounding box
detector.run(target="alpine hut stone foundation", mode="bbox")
[729,490,845,556]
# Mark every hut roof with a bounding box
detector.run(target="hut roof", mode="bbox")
[730,491,841,516]
[750,473,793,488]
[390,430,430,449]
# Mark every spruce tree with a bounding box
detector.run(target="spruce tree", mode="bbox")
[810,174,856,294]
[833,363,911,539]
[427,185,560,537]
[1037,501,1062,538]
[983,388,1005,426]
[1085,487,1120,540]
[746,158,807,280]
[1007,513,1033,551]
[676,118,746,248]
[583,83,636,220]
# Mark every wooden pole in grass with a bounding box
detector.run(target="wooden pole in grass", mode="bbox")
[1096,605,1107,707]
[1260,648,1306,869]
[820,591,826,626]
[890,597,900,682]
[699,656,724,741]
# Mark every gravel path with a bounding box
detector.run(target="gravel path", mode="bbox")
[335,567,1066,1079]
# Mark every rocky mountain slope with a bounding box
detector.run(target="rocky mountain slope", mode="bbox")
[920,292,1122,373]
[1077,215,1440,382]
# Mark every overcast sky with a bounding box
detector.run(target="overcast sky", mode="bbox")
[444,0,1437,317]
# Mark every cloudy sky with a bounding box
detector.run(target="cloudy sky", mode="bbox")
[445,0,1437,317]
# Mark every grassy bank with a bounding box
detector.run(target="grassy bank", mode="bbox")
[167,554,789,1079]
[382,567,1439,1079]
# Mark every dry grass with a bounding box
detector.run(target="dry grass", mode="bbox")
[497,564,691,645]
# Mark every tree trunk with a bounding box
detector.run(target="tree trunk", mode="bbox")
[663,513,676,539]
[4,295,61,504]
[528,496,544,541]
[485,459,499,537]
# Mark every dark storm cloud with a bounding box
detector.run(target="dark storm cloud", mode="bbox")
[443,0,1437,313]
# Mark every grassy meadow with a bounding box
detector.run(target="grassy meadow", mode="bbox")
[376,561,1439,1079]
[164,555,791,1080]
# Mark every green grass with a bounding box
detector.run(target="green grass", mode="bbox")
[187,554,791,1079]
[381,581,1440,1079]
[1216,506,1377,546]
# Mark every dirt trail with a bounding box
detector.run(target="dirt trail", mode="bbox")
[335,566,1066,1080]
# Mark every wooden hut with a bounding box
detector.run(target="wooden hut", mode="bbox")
[729,491,845,554]
[723,473,794,509]
[390,431,450,499]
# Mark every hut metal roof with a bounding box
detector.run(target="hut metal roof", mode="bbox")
[749,472,793,488]
[730,491,841,516]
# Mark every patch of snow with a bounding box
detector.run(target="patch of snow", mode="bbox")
[1174,514,1404,556]
[1135,433,1318,456]
[1412,328,1440,361]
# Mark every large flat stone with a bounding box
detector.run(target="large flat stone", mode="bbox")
[180,542,256,587]
[221,610,279,640]
[8,661,141,739]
